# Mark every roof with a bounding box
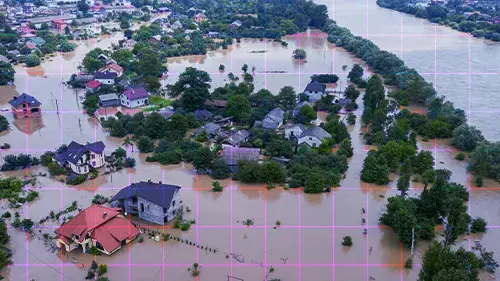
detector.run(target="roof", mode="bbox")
[304,80,326,93]
[299,126,331,141]
[8,93,41,108]
[204,99,228,107]
[110,181,181,208]
[28,37,46,45]
[194,109,212,121]
[195,122,221,136]
[221,147,260,166]
[55,205,139,254]
[0,55,8,62]
[230,20,242,27]
[101,63,123,73]
[85,80,102,89]
[226,130,250,146]
[94,71,117,80]
[151,35,161,41]
[55,141,105,165]
[336,98,352,106]
[263,108,284,129]
[285,123,307,132]
[293,101,312,116]
[122,87,149,101]
[99,93,119,102]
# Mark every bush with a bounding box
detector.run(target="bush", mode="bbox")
[470,217,487,233]
[66,175,87,185]
[404,257,413,269]
[25,54,41,67]
[1,154,40,171]
[97,264,107,276]
[40,151,54,166]
[347,113,356,125]
[112,147,127,158]
[474,175,483,187]
[180,221,191,231]
[123,157,136,168]
[85,270,95,280]
[210,159,231,179]
[341,236,352,246]
[455,152,465,161]
[0,116,8,132]
[211,181,223,192]
[2,212,11,218]
[88,247,102,256]
[137,136,155,153]
[48,162,66,176]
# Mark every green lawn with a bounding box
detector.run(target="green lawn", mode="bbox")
[143,96,173,112]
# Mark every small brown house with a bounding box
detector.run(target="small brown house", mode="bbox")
[8,93,42,118]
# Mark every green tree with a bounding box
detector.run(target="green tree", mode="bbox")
[111,49,133,68]
[298,105,317,124]
[83,95,98,116]
[292,48,307,59]
[137,136,154,153]
[242,63,248,74]
[262,161,285,184]
[413,151,434,175]
[344,85,361,101]
[337,138,353,158]
[346,113,356,125]
[64,25,71,35]
[48,162,65,176]
[277,86,297,110]
[304,171,324,194]
[347,64,363,82]
[212,181,223,192]
[397,173,410,197]
[211,159,230,179]
[0,115,8,132]
[192,147,214,172]
[137,48,164,77]
[266,139,294,158]
[451,124,485,152]
[58,41,76,52]
[361,151,390,185]
[226,94,252,123]
[25,54,40,67]
[120,19,131,30]
[77,0,90,14]
[0,61,15,85]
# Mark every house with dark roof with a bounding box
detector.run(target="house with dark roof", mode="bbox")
[262,108,285,130]
[335,98,352,106]
[109,181,182,225]
[194,122,222,139]
[297,126,331,148]
[120,86,150,108]
[303,80,326,102]
[8,93,42,118]
[194,109,212,121]
[55,204,140,255]
[226,129,250,147]
[94,71,117,85]
[284,123,307,140]
[53,141,106,175]
[221,147,260,171]
[98,93,119,107]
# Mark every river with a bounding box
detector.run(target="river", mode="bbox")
[0,1,499,280]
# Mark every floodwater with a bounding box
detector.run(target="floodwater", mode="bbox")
[0,3,499,281]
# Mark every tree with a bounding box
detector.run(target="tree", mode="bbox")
[212,181,223,192]
[124,29,133,39]
[304,171,325,193]
[242,63,248,74]
[0,115,8,132]
[226,94,252,123]
[192,147,214,172]
[112,147,127,159]
[40,22,49,30]
[123,157,136,168]
[144,76,161,93]
[277,86,297,110]
[77,0,90,14]
[418,242,482,281]
[0,61,15,85]
[82,48,105,72]
[137,136,154,153]
[292,48,307,59]
[262,161,286,184]
[347,113,356,125]
[347,64,363,82]
[266,139,294,158]
[360,151,390,185]
[82,95,98,116]
[180,87,209,112]
[397,173,410,197]
[337,138,353,158]
[25,54,40,67]
[48,162,65,176]
[344,85,361,100]
[111,49,133,68]
[64,25,71,35]
[137,48,164,77]
[451,124,485,152]
[298,105,317,124]
[58,41,76,52]
[211,159,230,179]
[110,121,127,138]
[412,151,434,175]
[120,19,131,30]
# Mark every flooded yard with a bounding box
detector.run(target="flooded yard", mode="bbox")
[0,26,498,281]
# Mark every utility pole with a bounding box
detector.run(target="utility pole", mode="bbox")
[410,227,415,257]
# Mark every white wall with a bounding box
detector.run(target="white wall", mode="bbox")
[96,78,114,85]
[285,127,303,140]
[298,136,322,148]
[304,91,324,102]
[69,151,105,174]
[166,191,182,222]
[120,96,149,108]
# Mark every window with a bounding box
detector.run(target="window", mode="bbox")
[309,137,312,140]
[172,200,175,207]
[91,154,95,159]
[77,166,80,173]
[312,143,317,148]
[163,207,167,213]
[147,205,150,210]
[132,197,137,204]
[140,203,144,212]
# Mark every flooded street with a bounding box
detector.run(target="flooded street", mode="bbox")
[0,3,499,281]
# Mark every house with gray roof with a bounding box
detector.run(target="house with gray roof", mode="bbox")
[194,109,212,121]
[53,141,106,175]
[284,123,307,140]
[297,126,331,148]
[221,147,260,171]
[109,181,182,225]
[262,108,285,130]
[98,93,119,107]
[303,80,326,102]
[226,129,250,147]
[292,101,313,117]
[194,122,222,138]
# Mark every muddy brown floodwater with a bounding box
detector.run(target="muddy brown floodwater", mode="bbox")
[0,12,499,281]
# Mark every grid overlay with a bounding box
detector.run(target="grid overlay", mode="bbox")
[3,0,497,281]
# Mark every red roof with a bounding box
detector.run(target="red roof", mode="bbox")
[55,205,139,253]
[52,19,65,24]
[100,63,123,73]
[85,80,102,89]
[26,42,36,49]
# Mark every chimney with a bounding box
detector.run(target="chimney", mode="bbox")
[12,96,17,100]
[148,179,152,183]
[159,181,162,184]
[102,212,107,219]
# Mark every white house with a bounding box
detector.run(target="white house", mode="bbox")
[53,141,106,175]
[120,86,150,108]
[297,126,331,148]
[284,123,306,140]
[303,80,326,102]
[94,71,117,85]
[99,63,123,77]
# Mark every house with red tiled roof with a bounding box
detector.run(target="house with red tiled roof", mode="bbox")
[55,204,140,255]
[85,80,102,92]
[99,62,123,77]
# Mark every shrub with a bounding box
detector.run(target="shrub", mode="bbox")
[66,175,86,185]
[474,175,483,187]
[137,136,155,153]
[341,236,352,246]
[112,147,127,158]
[40,151,54,166]
[88,247,102,256]
[275,220,281,226]
[455,152,465,161]
[180,221,191,231]
[48,162,65,176]
[2,212,11,218]
[85,270,95,280]
[210,159,231,179]
[97,264,107,276]
[404,257,413,269]
[123,157,136,168]
[470,217,487,233]
[347,113,356,125]
[211,181,223,192]
[25,54,41,67]
[243,219,254,226]
[91,260,98,270]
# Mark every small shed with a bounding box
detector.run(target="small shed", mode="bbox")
[98,93,119,107]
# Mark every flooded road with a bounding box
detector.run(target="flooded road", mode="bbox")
[0,7,499,281]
